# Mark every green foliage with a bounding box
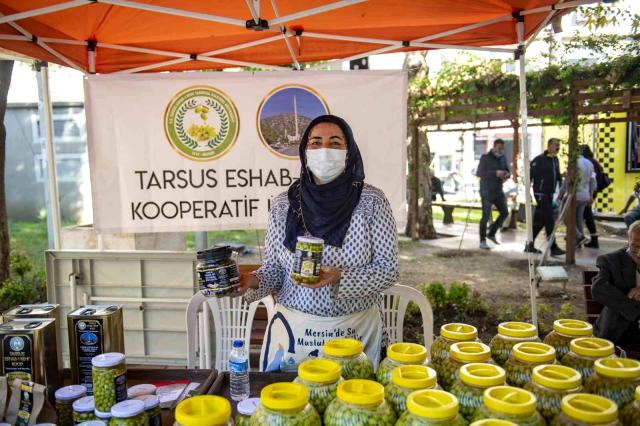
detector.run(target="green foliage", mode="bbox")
[10,250,32,281]
[422,282,447,309]
[415,281,489,323]
[556,303,576,320]
[494,302,553,335]
[0,248,45,309]
[0,281,39,308]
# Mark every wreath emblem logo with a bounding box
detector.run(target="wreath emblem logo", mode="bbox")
[164,86,239,161]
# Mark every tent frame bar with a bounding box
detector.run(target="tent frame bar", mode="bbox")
[0,0,86,25]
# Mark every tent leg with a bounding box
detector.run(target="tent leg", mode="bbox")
[196,232,208,250]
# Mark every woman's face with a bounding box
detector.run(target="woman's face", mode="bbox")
[307,123,347,151]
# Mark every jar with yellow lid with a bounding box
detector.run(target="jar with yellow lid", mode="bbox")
[324,379,396,426]
[619,385,640,426]
[469,386,546,426]
[560,337,616,384]
[293,358,343,416]
[174,395,233,426]
[395,389,466,426]
[583,358,640,408]
[550,393,621,426]
[450,363,506,421]
[250,382,321,426]
[376,342,430,386]
[489,322,540,366]
[504,342,557,387]
[320,338,373,380]
[440,341,494,391]
[384,365,439,414]
[469,420,517,426]
[543,319,593,360]
[431,323,479,376]
[523,364,582,421]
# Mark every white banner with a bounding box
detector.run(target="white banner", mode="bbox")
[85,71,407,233]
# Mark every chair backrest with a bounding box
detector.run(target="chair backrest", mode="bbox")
[582,270,603,325]
[382,284,434,348]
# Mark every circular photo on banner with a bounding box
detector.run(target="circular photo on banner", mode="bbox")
[257,85,329,159]
[164,85,240,161]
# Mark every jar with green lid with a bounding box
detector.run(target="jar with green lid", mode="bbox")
[293,358,343,416]
[250,382,321,426]
[109,400,148,426]
[619,385,640,426]
[292,237,324,284]
[504,342,556,388]
[395,389,466,426]
[376,342,430,386]
[469,420,517,426]
[92,352,127,412]
[440,341,494,391]
[431,323,479,377]
[55,384,87,426]
[489,322,540,366]
[550,393,621,426]
[384,365,439,414]
[543,319,593,360]
[135,395,161,426]
[324,379,396,426]
[523,364,582,422]
[175,395,233,426]
[469,386,546,426]
[560,337,616,384]
[73,396,96,424]
[320,338,373,380]
[235,398,260,426]
[584,357,640,408]
[450,363,506,421]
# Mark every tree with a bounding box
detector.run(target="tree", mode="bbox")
[0,60,14,284]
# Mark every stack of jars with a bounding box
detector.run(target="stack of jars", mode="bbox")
[543,319,593,360]
[377,342,430,386]
[504,342,556,388]
[440,342,494,391]
[321,338,374,380]
[431,323,479,379]
[384,365,439,414]
[560,337,617,383]
[490,322,540,366]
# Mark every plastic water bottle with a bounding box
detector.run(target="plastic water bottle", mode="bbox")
[229,340,250,401]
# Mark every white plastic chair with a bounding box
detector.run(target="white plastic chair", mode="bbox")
[382,284,434,348]
[186,292,275,371]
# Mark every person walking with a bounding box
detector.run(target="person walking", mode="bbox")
[476,139,510,250]
[560,151,597,247]
[527,138,565,256]
[581,144,606,248]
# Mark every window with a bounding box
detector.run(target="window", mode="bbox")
[31,109,86,144]
[438,155,452,172]
[34,153,87,183]
[627,121,640,172]
[474,138,487,160]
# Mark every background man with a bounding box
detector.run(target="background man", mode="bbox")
[476,139,510,250]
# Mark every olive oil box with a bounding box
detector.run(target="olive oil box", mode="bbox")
[68,305,125,394]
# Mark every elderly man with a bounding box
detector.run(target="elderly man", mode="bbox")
[592,220,640,344]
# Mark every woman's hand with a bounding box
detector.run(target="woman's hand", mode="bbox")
[293,266,342,289]
[233,272,260,297]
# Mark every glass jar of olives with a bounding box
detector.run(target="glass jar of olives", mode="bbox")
[584,357,640,408]
[469,421,517,426]
[543,319,593,360]
[431,323,479,378]
[77,422,107,426]
[384,365,439,414]
[395,389,467,426]
[523,364,582,422]
[92,352,127,412]
[135,395,161,426]
[175,395,233,426]
[73,396,96,424]
[619,385,640,426]
[293,358,343,416]
[450,363,506,421]
[321,338,373,380]
[324,379,396,426]
[250,382,321,426]
[560,337,616,384]
[196,245,240,297]
[440,341,494,391]
[94,408,112,423]
[292,237,324,284]
[470,386,546,426]
[55,384,87,426]
[489,322,540,367]
[376,342,429,386]
[110,400,148,426]
[550,393,621,426]
[504,342,556,388]
[235,398,260,426]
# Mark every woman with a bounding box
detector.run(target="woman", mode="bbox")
[237,115,399,372]
[581,145,603,248]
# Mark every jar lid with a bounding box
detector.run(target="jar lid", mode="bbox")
[135,394,160,410]
[512,342,556,364]
[406,389,459,420]
[459,363,506,388]
[440,323,478,341]
[196,245,232,261]
[298,359,341,384]
[72,396,95,413]
[336,379,384,406]
[469,420,517,426]
[569,337,615,358]
[91,352,125,368]
[450,342,492,363]
[261,383,309,412]
[297,236,324,245]
[552,319,593,337]
[594,357,640,379]
[94,409,112,419]
[391,365,437,389]
[323,338,363,358]
[110,400,145,418]
[77,422,107,426]
[175,395,232,426]
[128,383,157,398]
[55,385,87,401]
[498,322,538,338]
[483,386,537,416]
[561,393,618,424]
[387,342,428,364]
[237,397,261,416]
[532,364,582,390]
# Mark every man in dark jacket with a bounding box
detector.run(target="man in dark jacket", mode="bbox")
[592,220,640,344]
[528,138,565,256]
[476,139,510,250]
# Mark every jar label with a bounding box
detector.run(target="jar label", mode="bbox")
[229,359,248,373]
[114,372,127,403]
[3,334,33,381]
[75,319,104,394]
[198,262,240,297]
[15,381,35,426]
[293,249,322,277]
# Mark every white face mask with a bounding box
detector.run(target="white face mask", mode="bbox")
[306,148,347,184]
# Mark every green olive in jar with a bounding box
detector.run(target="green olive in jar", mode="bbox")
[560,337,616,384]
[504,341,556,388]
[395,389,466,426]
[450,363,506,421]
[324,379,396,426]
[293,358,343,416]
[440,341,494,391]
[523,364,582,422]
[543,319,593,360]
[489,322,540,367]
[377,342,430,386]
[469,386,546,426]
[619,385,640,426]
[321,338,373,380]
[250,382,321,426]
[550,393,621,426]
[431,323,479,377]
[583,357,640,409]
[384,365,439,414]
